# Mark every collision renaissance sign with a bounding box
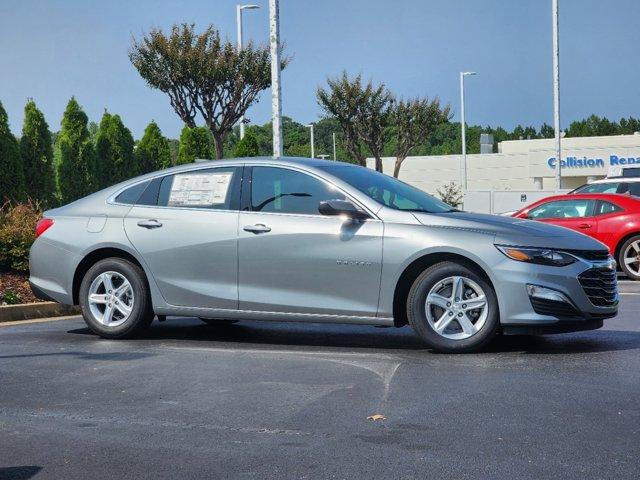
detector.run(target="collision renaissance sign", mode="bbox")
[547,154,640,169]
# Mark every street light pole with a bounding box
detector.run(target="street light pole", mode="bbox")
[306,123,315,158]
[269,0,283,158]
[332,132,337,160]
[552,0,562,191]
[459,71,476,191]
[236,4,259,140]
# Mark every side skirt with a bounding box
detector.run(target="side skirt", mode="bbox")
[154,305,395,327]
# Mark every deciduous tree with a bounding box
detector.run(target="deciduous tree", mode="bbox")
[392,97,451,177]
[20,100,55,205]
[317,72,368,167]
[129,23,287,159]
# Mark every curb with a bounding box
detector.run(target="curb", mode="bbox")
[0,302,80,323]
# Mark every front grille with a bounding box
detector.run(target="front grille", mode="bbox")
[578,267,618,307]
[564,249,611,262]
[530,297,580,318]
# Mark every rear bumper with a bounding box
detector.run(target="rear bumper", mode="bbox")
[29,238,77,306]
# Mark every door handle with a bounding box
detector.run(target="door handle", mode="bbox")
[243,223,271,234]
[137,219,163,229]
[578,223,592,229]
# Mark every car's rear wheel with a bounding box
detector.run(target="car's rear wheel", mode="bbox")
[407,261,499,353]
[79,258,154,338]
[619,235,640,280]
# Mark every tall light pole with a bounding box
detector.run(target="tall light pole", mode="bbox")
[306,123,315,158]
[236,4,260,140]
[269,0,283,158]
[459,71,476,191]
[332,132,337,160]
[552,0,562,191]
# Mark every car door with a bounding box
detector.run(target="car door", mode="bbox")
[123,166,243,309]
[527,199,599,240]
[237,165,383,317]
[591,199,624,249]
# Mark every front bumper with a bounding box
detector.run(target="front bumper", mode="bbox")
[493,254,618,332]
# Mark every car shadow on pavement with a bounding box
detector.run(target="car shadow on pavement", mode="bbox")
[67,318,640,355]
[0,351,154,361]
[0,466,42,480]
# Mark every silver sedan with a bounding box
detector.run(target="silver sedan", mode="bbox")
[29,158,618,352]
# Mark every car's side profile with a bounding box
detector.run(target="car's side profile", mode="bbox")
[30,158,618,352]
[512,193,640,280]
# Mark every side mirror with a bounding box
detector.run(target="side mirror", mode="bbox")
[318,199,370,220]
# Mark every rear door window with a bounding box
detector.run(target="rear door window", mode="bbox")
[151,167,242,210]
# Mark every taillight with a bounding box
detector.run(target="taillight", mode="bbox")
[35,218,54,238]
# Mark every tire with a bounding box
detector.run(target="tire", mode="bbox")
[407,261,499,353]
[618,235,640,281]
[199,318,238,326]
[79,258,154,339]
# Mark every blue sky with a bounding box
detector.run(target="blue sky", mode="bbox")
[1,0,638,139]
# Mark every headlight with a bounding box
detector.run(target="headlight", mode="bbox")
[495,245,576,267]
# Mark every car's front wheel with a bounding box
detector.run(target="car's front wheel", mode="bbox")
[407,261,500,353]
[79,258,154,339]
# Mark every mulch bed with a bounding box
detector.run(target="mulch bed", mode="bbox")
[0,270,43,305]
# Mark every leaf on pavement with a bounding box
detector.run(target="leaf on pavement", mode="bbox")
[367,414,386,421]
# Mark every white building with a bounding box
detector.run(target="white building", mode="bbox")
[368,133,640,213]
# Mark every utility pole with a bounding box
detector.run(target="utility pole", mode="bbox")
[552,0,562,191]
[459,71,476,191]
[269,0,283,158]
[332,132,337,160]
[236,4,260,140]
[306,123,315,158]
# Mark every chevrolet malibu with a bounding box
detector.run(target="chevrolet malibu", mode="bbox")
[29,158,618,352]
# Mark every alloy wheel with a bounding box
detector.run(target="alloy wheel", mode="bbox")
[623,241,640,277]
[87,271,135,327]
[424,276,489,340]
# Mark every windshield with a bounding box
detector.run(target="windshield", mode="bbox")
[320,165,456,213]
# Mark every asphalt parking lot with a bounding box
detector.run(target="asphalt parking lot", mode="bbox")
[1,281,639,480]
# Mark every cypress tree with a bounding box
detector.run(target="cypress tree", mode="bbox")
[93,112,136,190]
[136,120,171,173]
[233,130,259,157]
[176,125,214,164]
[0,101,25,202]
[20,100,55,206]
[58,97,93,204]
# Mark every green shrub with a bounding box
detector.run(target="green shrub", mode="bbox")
[0,200,42,271]
[0,289,22,305]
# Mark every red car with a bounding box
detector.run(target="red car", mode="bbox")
[512,193,640,280]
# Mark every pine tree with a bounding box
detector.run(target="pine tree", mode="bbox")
[233,130,260,157]
[0,101,25,202]
[93,112,136,190]
[58,97,93,204]
[136,121,171,173]
[20,100,55,206]
[176,125,214,165]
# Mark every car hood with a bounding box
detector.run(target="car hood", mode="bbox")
[412,211,608,250]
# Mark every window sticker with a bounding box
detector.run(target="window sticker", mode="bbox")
[167,172,233,207]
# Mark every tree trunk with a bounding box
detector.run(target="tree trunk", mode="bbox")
[393,157,405,178]
[212,133,224,159]
[375,156,383,173]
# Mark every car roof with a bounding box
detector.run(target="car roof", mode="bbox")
[589,177,640,184]
[528,193,640,206]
